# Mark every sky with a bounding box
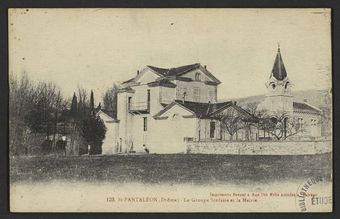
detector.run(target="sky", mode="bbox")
[9,8,331,103]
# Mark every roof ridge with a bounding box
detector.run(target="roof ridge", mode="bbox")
[293,101,322,112]
[97,109,116,120]
[148,63,199,70]
[147,65,169,70]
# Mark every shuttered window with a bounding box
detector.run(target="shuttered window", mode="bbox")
[210,121,215,138]
[143,117,147,131]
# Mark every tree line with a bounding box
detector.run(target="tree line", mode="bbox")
[9,73,115,156]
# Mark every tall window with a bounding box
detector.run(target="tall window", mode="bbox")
[210,121,216,138]
[128,97,132,110]
[195,73,201,81]
[193,87,200,102]
[147,89,150,111]
[143,117,147,131]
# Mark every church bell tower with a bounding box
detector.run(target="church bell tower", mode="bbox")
[262,46,293,114]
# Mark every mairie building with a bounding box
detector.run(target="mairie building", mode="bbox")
[258,47,322,138]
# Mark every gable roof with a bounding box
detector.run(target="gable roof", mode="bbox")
[152,102,194,119]
[147,65,170,76]
[122,63,221,88]
[293,102,322,114]
[154,100,254,120]
[96,109,120,123]
[122,77,135,84]
[148,63,200,77]
[271,47,287,80]
[149,63,221,84]
[99,109,116,119]
[175,100,232,118]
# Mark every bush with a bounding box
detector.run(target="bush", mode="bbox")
[80,115,106,155]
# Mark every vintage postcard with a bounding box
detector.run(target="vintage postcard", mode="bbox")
[9,8,332,212]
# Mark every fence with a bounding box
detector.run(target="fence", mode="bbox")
[186,140,332,155]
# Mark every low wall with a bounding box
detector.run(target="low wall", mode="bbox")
[186,140,332,155]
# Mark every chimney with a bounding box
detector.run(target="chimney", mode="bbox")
[137,70,140,75]
[304,98,308,103]
[204,65,207,69]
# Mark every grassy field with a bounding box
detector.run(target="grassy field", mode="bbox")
[10,153,332,184]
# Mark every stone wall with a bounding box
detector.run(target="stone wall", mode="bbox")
[186,140,332,155]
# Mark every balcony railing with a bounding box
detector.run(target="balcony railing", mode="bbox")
[129,101,149,114]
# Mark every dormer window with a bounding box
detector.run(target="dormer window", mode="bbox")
[195,73,201,81]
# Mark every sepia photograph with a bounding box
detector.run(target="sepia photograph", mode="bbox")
[9,8,332,212]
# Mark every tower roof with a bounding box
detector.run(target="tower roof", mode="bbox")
[271,47,287,80]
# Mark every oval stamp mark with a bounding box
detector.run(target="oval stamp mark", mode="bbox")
[295,176,332,212]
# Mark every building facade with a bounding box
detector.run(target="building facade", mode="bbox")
[102,63,254,154]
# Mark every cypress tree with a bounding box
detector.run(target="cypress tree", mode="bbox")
[71,92,78,115]
[90,90,94,111]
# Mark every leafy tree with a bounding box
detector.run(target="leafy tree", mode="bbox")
[25,100,53,133]
[10,73,68,155]
[69,88,107,155]
[80,115,106,155]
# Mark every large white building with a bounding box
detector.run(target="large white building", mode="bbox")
[98,63,254,154]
